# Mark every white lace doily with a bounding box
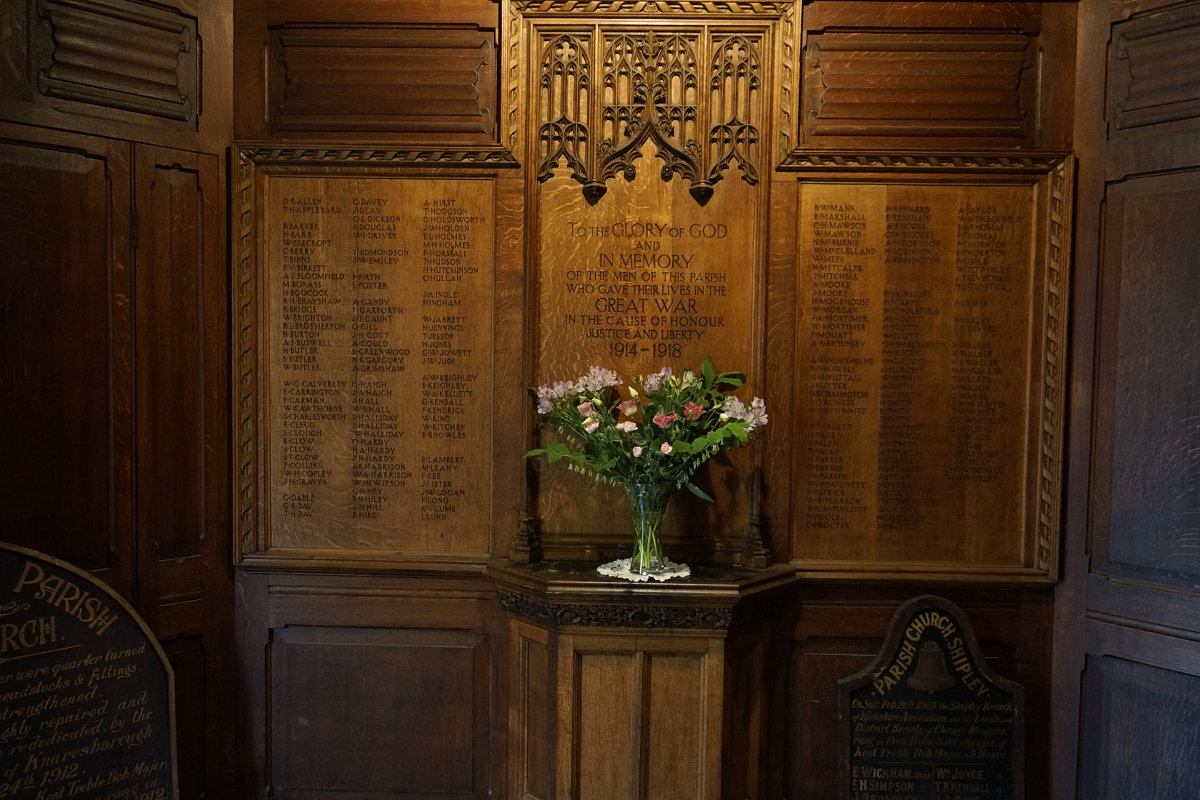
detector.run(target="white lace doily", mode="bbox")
[597,558,691,582]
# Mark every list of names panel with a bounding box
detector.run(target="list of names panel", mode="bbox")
[266,176,493,556]
[798,183,1034,565]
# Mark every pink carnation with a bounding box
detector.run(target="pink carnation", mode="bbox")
[652,412,678,429]
[683,401,704,420]
[632,446,643,457]
[660,442,672,455]
[577,401,595,417]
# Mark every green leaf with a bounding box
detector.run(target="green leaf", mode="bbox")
[684,480,715,502]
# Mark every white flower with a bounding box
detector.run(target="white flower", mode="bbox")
[660,442,672,455]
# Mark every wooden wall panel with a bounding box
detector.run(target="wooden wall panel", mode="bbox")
[0,128,134,595]
[32,0,198,127]
[272,626,488,796]
[523,15,776,565]
[1090,169,1200,590]
[804,31,1036,140]
[1079,655,1200,800]
[777,588,1046,800]
[234,0,500,144]
[1053,0,1200,795]
[1108,2,1200,136]
[0,0,231,151]
[2,1,236,797]
[792,1,1075,153]
[134,145,234,799]
[767,162,1072,582]
[270,26,496,137]
[1058,3,1200,795]
[237,571,507,800]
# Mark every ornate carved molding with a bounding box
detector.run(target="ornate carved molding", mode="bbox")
[779,152,1068,172]
[505,2,523,151]
[32,0,197,126]
[1036,156,1072,575]
[499,588,738,629]
[236,145,519,167]
[234,149,260,559]
[515,0,790,15]
[777,2,797,159]
[533,26,765,204]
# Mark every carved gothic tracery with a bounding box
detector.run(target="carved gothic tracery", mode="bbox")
[536,26,762,204]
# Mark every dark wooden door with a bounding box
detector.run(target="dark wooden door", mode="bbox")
[1056,1,1200,796]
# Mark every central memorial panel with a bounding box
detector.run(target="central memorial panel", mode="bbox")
[534,163,761,552]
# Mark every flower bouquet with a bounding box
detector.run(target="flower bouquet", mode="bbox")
[528,357,767,578]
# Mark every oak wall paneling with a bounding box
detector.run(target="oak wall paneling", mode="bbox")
[771,160,1073,583]
[778,584,1052,800]
[0,125,136,595]
[233,0,502,147]
[0,124,235,798]
[0,0,236,795]
[1055,0,1200,797]
[231,1,523,796]
[519,4,783,568]
[228,1,1083,798]
[0,0,232,153]
[235,569,509,799]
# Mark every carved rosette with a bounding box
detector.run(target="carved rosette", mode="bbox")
[534,25,763,204]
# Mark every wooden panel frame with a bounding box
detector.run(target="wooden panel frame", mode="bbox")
[233,0,502,145]
[0,0,232,152]
[233,148,524,569]
[1079,653,1200,800]
[768,154,1073,582]
[1088,167,1200,594]
[268,24,498,138]
[0,125,135,594]
[235,570,507,800]
[787,1,1076,154]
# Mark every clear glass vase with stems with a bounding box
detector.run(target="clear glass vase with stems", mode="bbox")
[625,482,671,575]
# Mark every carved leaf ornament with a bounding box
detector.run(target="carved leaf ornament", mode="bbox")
[537,28,761,204]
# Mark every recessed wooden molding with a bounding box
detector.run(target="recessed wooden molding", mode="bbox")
[1110,3,1200,133]
[236,143,519,166]
[31,0,197,127]
[269,25,498,139]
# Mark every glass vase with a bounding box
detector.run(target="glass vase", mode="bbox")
[625,482,671,575]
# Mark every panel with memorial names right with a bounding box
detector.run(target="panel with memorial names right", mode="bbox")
[791,163,1071,580]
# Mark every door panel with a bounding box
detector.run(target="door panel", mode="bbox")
[1062,0,1200,796]
[0,128,135,595]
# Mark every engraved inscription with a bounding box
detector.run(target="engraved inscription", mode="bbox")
[0,546,176,800]
[535,157,758,538]
[841,597,1023,800]
[798,184,1033,559]
[266,178,492,553]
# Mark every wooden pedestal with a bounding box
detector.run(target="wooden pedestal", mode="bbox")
[488,561,797,800]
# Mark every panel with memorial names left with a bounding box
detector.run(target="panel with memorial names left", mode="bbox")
[253,174,494,558]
